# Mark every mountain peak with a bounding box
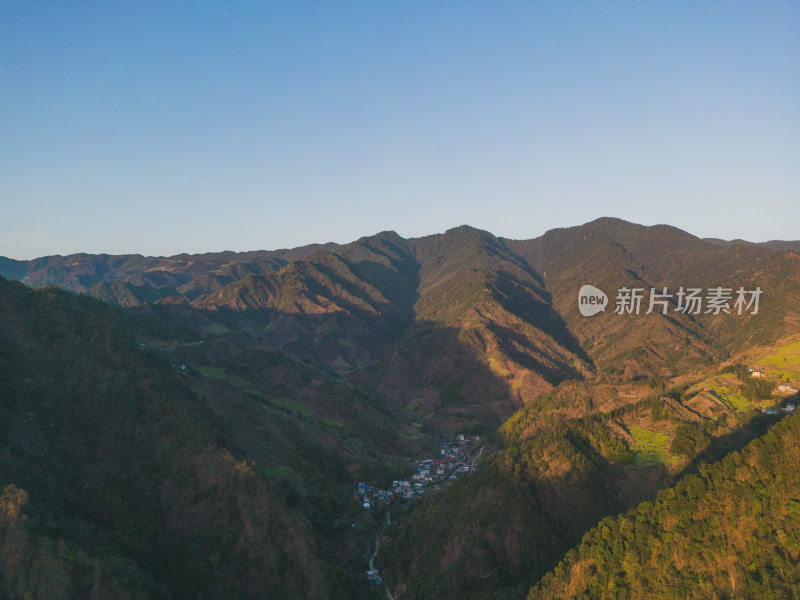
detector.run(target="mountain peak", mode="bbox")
[354,230,406,246]
[443,224,495,238]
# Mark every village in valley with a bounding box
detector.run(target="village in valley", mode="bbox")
[352,434,484,593]
[354,434,481,511]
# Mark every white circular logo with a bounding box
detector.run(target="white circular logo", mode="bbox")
[578,285,608,316]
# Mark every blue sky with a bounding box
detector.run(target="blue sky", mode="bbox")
[2,1,799,259]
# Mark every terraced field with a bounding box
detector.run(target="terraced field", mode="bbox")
[709,382,751,412]
[628,425,679,467]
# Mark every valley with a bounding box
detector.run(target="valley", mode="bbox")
[2,218,800,599]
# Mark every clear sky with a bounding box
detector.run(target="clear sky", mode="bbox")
[2,1,799,259]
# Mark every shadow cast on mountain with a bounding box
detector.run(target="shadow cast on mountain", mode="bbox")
[491,269,594,368]
[675,412,776,481]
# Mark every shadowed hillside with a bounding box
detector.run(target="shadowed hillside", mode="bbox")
[0,279,339,599]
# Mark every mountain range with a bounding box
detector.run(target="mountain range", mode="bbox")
[2,217,799,599]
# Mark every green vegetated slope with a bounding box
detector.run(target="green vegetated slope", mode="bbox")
[0,279,344,599]
[530,411,800,600]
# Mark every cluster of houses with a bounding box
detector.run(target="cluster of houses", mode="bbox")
[354,435,480,591]
[746,366,798,414]
[747,368,799,395]
[763,403,796,416]
[354,482,387,510]
[354,435,479,509]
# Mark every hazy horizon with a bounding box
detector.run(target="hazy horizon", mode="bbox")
[2,216,799,262]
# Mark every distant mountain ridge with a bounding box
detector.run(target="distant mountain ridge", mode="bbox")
[3,219,799,425]
[0,243,340,296]
[705,237,800,253]
[2,223,797,297]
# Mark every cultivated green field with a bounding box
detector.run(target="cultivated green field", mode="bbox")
[759,340,800,383]
[709,385,751,412]
[628,425,679,467]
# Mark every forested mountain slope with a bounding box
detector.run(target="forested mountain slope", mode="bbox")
[530,411,800,600]
[0,279,343,599]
